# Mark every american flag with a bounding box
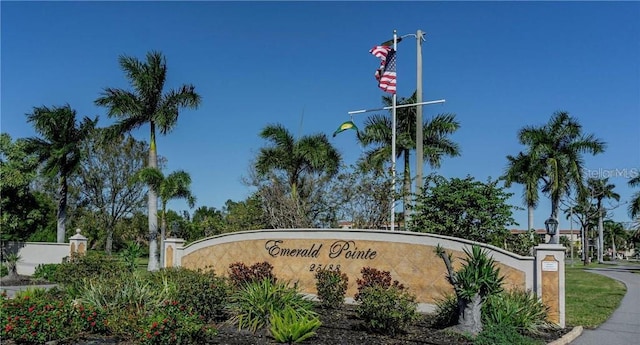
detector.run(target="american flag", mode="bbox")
[370,45,396,94]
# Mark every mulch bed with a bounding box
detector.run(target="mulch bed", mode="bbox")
[1,277,569,345]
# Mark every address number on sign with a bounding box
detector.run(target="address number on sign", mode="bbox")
[309,264,341,272]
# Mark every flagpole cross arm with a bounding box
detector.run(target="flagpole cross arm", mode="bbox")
[347,99,446,116]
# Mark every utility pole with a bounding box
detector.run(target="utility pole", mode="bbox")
[415,29,425,194]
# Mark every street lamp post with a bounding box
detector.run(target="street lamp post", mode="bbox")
[545,216,559,245]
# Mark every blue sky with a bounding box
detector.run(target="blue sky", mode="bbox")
[2,1,639,230]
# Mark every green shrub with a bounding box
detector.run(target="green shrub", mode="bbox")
[269,306,321,344]
[151,267,231,322]
[474,324,543,345]
[356,285,418,335]
[314,269,348,309]
[137,300,216,345]
[33,263,60,281]
[483,289,551,334]
[355,267,405,301]
[0,263,8,277]
[229,278,315,332]
[228,261,276,287]
[433,294,458,328]
[53,252,126,294]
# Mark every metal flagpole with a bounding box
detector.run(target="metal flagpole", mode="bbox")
[391,29,398,231]
[415,29,425,194]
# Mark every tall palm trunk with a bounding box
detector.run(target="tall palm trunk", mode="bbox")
[403,150,411,230]
[550,196,560,244]
[597,204,604,263]
[57,174,68,243]
[527,206,534,231]
[147,123,159,271]
[160,206,167,268]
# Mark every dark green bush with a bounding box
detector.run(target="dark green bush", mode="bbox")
[152,267,231,322]
[356,285,418,335]
[33,263,60,281]
[0,263,7,277]
[474,324,543,345]
[53,252,126,294]
[355,267,405,301]
[314,269,348,309]
[228,261,276,287]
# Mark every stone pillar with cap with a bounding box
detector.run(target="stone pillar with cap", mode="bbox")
[164,238,185,268]
[69,228,88,257]
[534,243,566,328]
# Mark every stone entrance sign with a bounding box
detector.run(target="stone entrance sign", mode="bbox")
[165,229,540,310]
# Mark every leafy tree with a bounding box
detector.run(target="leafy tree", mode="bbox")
[95,51,201,270]
[137,167,196,267]
[24,105,97,243]
[72,129,147,254]
[254,124,341,228]
[587,177,620,263]
[323,165,392,229]
[503,151,544,231]
[517,111,605,239]
[0,134,56,242]
[190,206,226,240]
[358,92,460,228]
[409,174,516,246]
[223,196,267,232]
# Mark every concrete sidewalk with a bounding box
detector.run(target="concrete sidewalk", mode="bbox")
[570,266,640,345]
[0,284,58,298]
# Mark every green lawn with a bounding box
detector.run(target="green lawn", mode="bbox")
[565,266,626,328]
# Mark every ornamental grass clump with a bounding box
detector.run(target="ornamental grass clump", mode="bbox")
[483,289,552,335]
[314,268,348,309]
[229,278,315,333]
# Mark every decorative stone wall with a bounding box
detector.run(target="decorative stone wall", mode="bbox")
[170,229,535,307]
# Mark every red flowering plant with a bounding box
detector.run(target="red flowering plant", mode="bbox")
[136,300,216,345]
[71,302,109,334]
[0,293,74,343]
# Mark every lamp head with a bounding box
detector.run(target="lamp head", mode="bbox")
[545,217,559,236]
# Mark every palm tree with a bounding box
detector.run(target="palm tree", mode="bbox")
[358,91,460,228]
[603,220,628,260]
[629,175,640,219]
[587,177,620,262]
[25,105,97,243]
[255,123,341,226]
[95,51,201,271]
[518,111,605,242]
[503,152,544,232]
[138,168,196,267]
